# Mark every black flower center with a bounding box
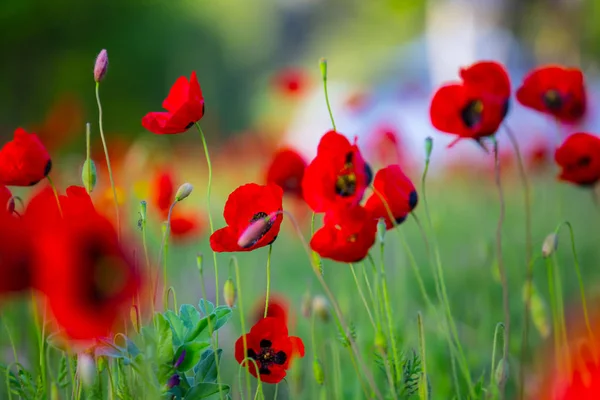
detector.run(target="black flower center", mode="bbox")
[241,212,274,248]
[409,190,418,210]
[335,152,358,197]
[543,89,563,111]
[185,122,195,129]
[461,100,484,128]
[247,339,287,375]
[577,155,592,168]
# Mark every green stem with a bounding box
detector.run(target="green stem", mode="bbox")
[490,322,505,398]
[263,244,273,318]
[361,263,380,328]
[552,254,570,377]
[30,292,46,395]
[85,122,92,194]
[322,75,336,130]
[234,258,253,400]
[417,312,428,400]
[379,243,401,385]
[545,257,562,372]
[349,263,376,330]
[157,201,176,310]
[274,383,279,400]
[95,82,120,239]
[330,342,342,400]
[2,316,19,364]
[492,137,510,398]
[46,176,63,217]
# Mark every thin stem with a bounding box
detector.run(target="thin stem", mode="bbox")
[361,263,380,327]
[106,361,116,400]
[552,254,571,377]
[330,342,342,400]
[379,243,401,386]
[274,384,279,400]
[234,258,253,400]
[46,176,63,217]
[349,263,376,330]
[519,255,542,400]
[556,221,596,356]
[263,244,273,318]
[30,292,46,394]
[492,137,510,398]
[321,72,336,130]
[156,201,176,309]
[490,322,505,398]
[546,257,562,373]
[85,123,92,194]
[194,123,220,307]
[417,312,428,400]
[95,82,120,239]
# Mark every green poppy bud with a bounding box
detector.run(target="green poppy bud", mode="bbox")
[319,58,327,81]
[542,233,558,258]
[223,278,236,307]
[425,136,433,162]
[81,159,97,193]
[313,358,325,385]
[175,183,193,202]
[312,295,330,322]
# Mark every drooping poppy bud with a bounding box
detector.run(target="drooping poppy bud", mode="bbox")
[175,183,193,202]
[312,295,330,322]
[542,233,558,258]
[94,49,109,83]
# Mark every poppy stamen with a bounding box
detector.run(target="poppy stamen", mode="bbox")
[246,338,288,376]
[460,99,484,128]
[543,89,563,110]
[335,173,357,197]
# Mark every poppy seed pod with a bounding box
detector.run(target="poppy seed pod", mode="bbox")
[81,159,97,193]
[425,136,433,162]
[94,49,108,83]
[377,218,386,243]
[175,183,193,202]
[542,233,558,258]
[139,200,147,222]
[223,278,236,307]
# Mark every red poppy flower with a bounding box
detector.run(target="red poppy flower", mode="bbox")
[235,317,305,384]
[25,185,96,226]
[272,68,308,97]
[0,184,12,214]
[517,65,586,123]
[364,165,417,229]
[0,213,32,294]
[554,132,600,186]
[310,206,377,263]
[253,294,289,325]
[302,131,372,213]
[142,71,205,134]
[33,213,140,340]
[210,183,283,252]
[152,169,175,212]
[265,148,307,198]
[0,128,52,186]
[430,61,510,147]
[169,212,202,241]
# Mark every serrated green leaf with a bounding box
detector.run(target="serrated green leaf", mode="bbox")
[185,314,216,343]
[194,349,222,383]
[185,383,230,399]
[164,310,185,347]
[174,342,210,372]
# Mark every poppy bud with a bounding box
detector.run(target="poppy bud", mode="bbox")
[542,233,558,258]
[196,253,203,275]
[77,353,96,387]
[494,358,508,388]
[319,58,327,81]
[312,295,330,322]
[51,383,60,400]
[301,290,312,318]
[313,358,325,385]
[96,356,106,373]
[237,212,276,248]
[311,251,323,276]
[375,330,387,352]
[223,278,236,307]
[81,159,97,193]
[377,218,386,242]
[139,200,147,222]
[175,183,193,202]
[94,49,108,82]
[425,136,433,162]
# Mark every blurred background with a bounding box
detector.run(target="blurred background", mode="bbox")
[3,0,600,398]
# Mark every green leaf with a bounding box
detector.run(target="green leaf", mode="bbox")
[173,342,210,372]
[58,356,69,388]
[155,313,175,384]
[194,349,222,383]
[125,337,142,358]
[198,299,215,316]
[179,305,201,329]
[164,310,186,347]
[213,307,232,331]
[185,314,216,343]
[185,383,230,399]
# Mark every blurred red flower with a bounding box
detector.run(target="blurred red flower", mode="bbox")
[365,165,417,229]
[302,131,372,213]
[265,148,307,198]
[142,71,205,134]
[210,183,283,252]
[253,294,290,326]
[0,212,33,294]
[430,61,510,147]
[272,68,309,97]
[0,128,52,186]
[0,184,12,214]
[234,317,304,384]
[555,132,600,186]
[517,65,586,123]
[310,206,377,263]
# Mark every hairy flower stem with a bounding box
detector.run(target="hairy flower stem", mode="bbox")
[551,255,571,376]
[545,257,563,373]
[30,292,46,395]
[492,137,510,398]
[417,312,428,400]
[349,263,376,330]
[379,243,402,386]
[420,156,474,396]
[490,322,505,397]
[263,245,273,318]
[156,201,176,310]
[95,82,120,240]
[232,258,253,399]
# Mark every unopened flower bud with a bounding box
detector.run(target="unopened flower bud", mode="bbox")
[494,358,508,388]
[542,233,558,258]
[312,295,330,322]
[301,290,312,318]
[167,374,180,389]
[313,358,325,385]
[375,330,387,352]
[425,136,433,162]
[377,218,386,242]
[81,159,97,193]
[94,49,108,82]
[319,58,327,80]
[311,251,323,276]
[223,278,236,307]
[139,200,147,221]
[77,353,96,387]
[196,253,203,275]
[237,213,276,248]
[175,183,193,202]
